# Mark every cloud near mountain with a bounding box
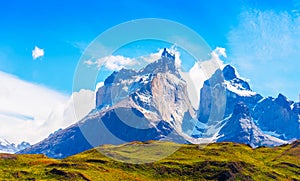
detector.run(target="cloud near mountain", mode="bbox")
[0,71,94,145]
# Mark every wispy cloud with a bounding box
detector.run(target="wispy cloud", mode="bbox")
[32,46,44,60]
[227,7,300,100]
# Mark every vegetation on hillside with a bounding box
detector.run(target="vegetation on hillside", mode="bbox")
[0,140,299,180]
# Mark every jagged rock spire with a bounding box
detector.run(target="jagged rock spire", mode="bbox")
[161,48,175,60]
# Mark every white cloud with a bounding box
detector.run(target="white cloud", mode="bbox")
[32,46,44,60]
[212,47,227,58]
[0,71,95,144]
[0,71,67,144]
[84,55,136,71]
[95,81,104,91]
[140,51,161,63]
[180,47,225,109]
[44,89,95,134]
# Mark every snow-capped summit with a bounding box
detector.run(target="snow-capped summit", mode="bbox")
[0,138,15,153]
[140,48,178,75]
[222,65,255,97]
[222,65,238,81]
[253,94,300,140]
[161,48,175,60]
[0,138,30,153]
[17,141,31,151]
[198,63,297,146]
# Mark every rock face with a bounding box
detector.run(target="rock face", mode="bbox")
[217,102,279,147]
[253,94,300,140]
[17,126,94,158]
[198,64,298,146]
[20,49,299,158]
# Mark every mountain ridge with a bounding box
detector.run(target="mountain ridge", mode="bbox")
[19,49,300,158]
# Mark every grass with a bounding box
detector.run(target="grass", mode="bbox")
[0,140,299,180]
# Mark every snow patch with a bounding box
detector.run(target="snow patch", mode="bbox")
[263,131,281,138]
[225,81,256,96]
[264,134,287,145]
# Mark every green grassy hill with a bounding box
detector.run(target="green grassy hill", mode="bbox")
[0,140,299,181]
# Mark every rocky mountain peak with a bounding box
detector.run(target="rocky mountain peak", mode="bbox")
[222,65,237,81]
[161,48,175,60]
[0,138,30,153]
[140,48,178,75]
[275,93,293,110]
[222,64,252,92]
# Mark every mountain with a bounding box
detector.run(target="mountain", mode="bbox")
[253,94,300,140]
[3,141,300,180]
[20,49,300,158]
[0,138,30,153]
[217,102,285,147]
[198,64,290,146]
[19,49,190,158]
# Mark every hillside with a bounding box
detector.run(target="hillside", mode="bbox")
[1,140,299,180]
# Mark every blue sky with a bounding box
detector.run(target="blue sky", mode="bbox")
[0,0,299,100]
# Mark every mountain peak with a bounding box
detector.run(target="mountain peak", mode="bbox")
[222,65,237,81]
[275,93,293,110]
[276,93,288,101]
[0,138,30,153]
[161,48,175,60]
[139,48,178,75]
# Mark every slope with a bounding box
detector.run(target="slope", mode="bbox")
[2,140,300,180]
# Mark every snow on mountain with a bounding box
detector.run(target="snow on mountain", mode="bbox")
[17,141,31,151]
[224,82,256,97]
[222,64,257,97]
[198,63,299,145]
[20,48,300,158]
[217,102,286,147]
[0,138,30,153]
[19,49,193,158]
[253,94,300,140]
